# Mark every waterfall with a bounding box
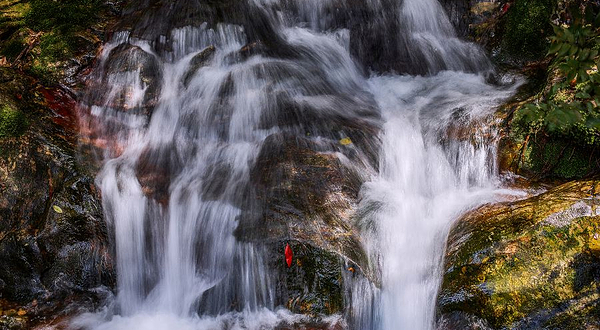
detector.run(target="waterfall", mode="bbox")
[73,0,521,329]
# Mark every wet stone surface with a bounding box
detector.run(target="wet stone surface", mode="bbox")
[439,180,600,329]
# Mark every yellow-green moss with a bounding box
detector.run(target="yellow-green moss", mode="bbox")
[0,105,27,138]
[441,181,600,328]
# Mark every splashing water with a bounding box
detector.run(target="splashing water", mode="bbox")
[75,0,523,329]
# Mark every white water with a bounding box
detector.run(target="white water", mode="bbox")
[76,0,522,329]
[359,72,520,330]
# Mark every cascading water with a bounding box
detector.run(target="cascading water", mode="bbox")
[74,0,522,329]
[351,1,522,329]
[358,73,521,330]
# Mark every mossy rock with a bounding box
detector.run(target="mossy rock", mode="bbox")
[234,131,379,317]
[439,180,600,329]
[237,133,373,278]
[0,0,118,87]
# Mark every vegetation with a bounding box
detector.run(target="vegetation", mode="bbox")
[0,0,107,83]
[512,3,600,179]
[502,0,557,59]
[25,0,103,33]
[0,105,27,138]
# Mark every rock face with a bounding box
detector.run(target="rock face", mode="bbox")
[438,180,600,329]
[235,131,379,315]
[0,68,114,329]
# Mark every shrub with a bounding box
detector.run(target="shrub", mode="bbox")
[512,4,600,179]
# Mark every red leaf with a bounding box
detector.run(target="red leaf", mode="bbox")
[285,243,293,267]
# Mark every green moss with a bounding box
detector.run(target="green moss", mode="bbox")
[25,0,104,33]
[0,105,27,138]
[26,62,58,86]
[502,0,557,59]
[444,217,600,327]
[441,184,600,329]
[38,32,72,62]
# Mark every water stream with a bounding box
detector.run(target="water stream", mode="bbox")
[75,0,521,329]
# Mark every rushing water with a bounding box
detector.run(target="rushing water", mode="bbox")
[75,0,521,329]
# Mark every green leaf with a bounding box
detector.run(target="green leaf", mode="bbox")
[579,69,590,83]
[578,49,591,61]
[565,29,575,44]
[548,42,562,55]
[517,104,542,123]
[581,27,593,38]
[586,116,600,129]
[552,24,563,35]
[53,205,63,214]
[558,43,571,57]
[575,92,591,99]
[569,45,579,56]
[544,105,582,132]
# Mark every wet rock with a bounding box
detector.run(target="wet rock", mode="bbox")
[106,44,159,78]
[117,0,248,42]
[235,132,378,315]
[0,67,113,329]
[135,143,182,205]
[96,43,162,117]
[241,134,367,263]
[182,45,216,87]
[348,0,417,74]
[258,89,380,168]
[267,241,348,316]
[438,180,600,329]
[437,311,492,330]
[222,42,270,66]
[439,0,473,37]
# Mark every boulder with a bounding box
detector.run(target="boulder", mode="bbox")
[438,179,600,329]
[235,132,379,316]
[182,45,216,87]
[100,43,162,118]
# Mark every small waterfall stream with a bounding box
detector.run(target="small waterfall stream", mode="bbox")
[75,0,521,329]
[359,72,520,330]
